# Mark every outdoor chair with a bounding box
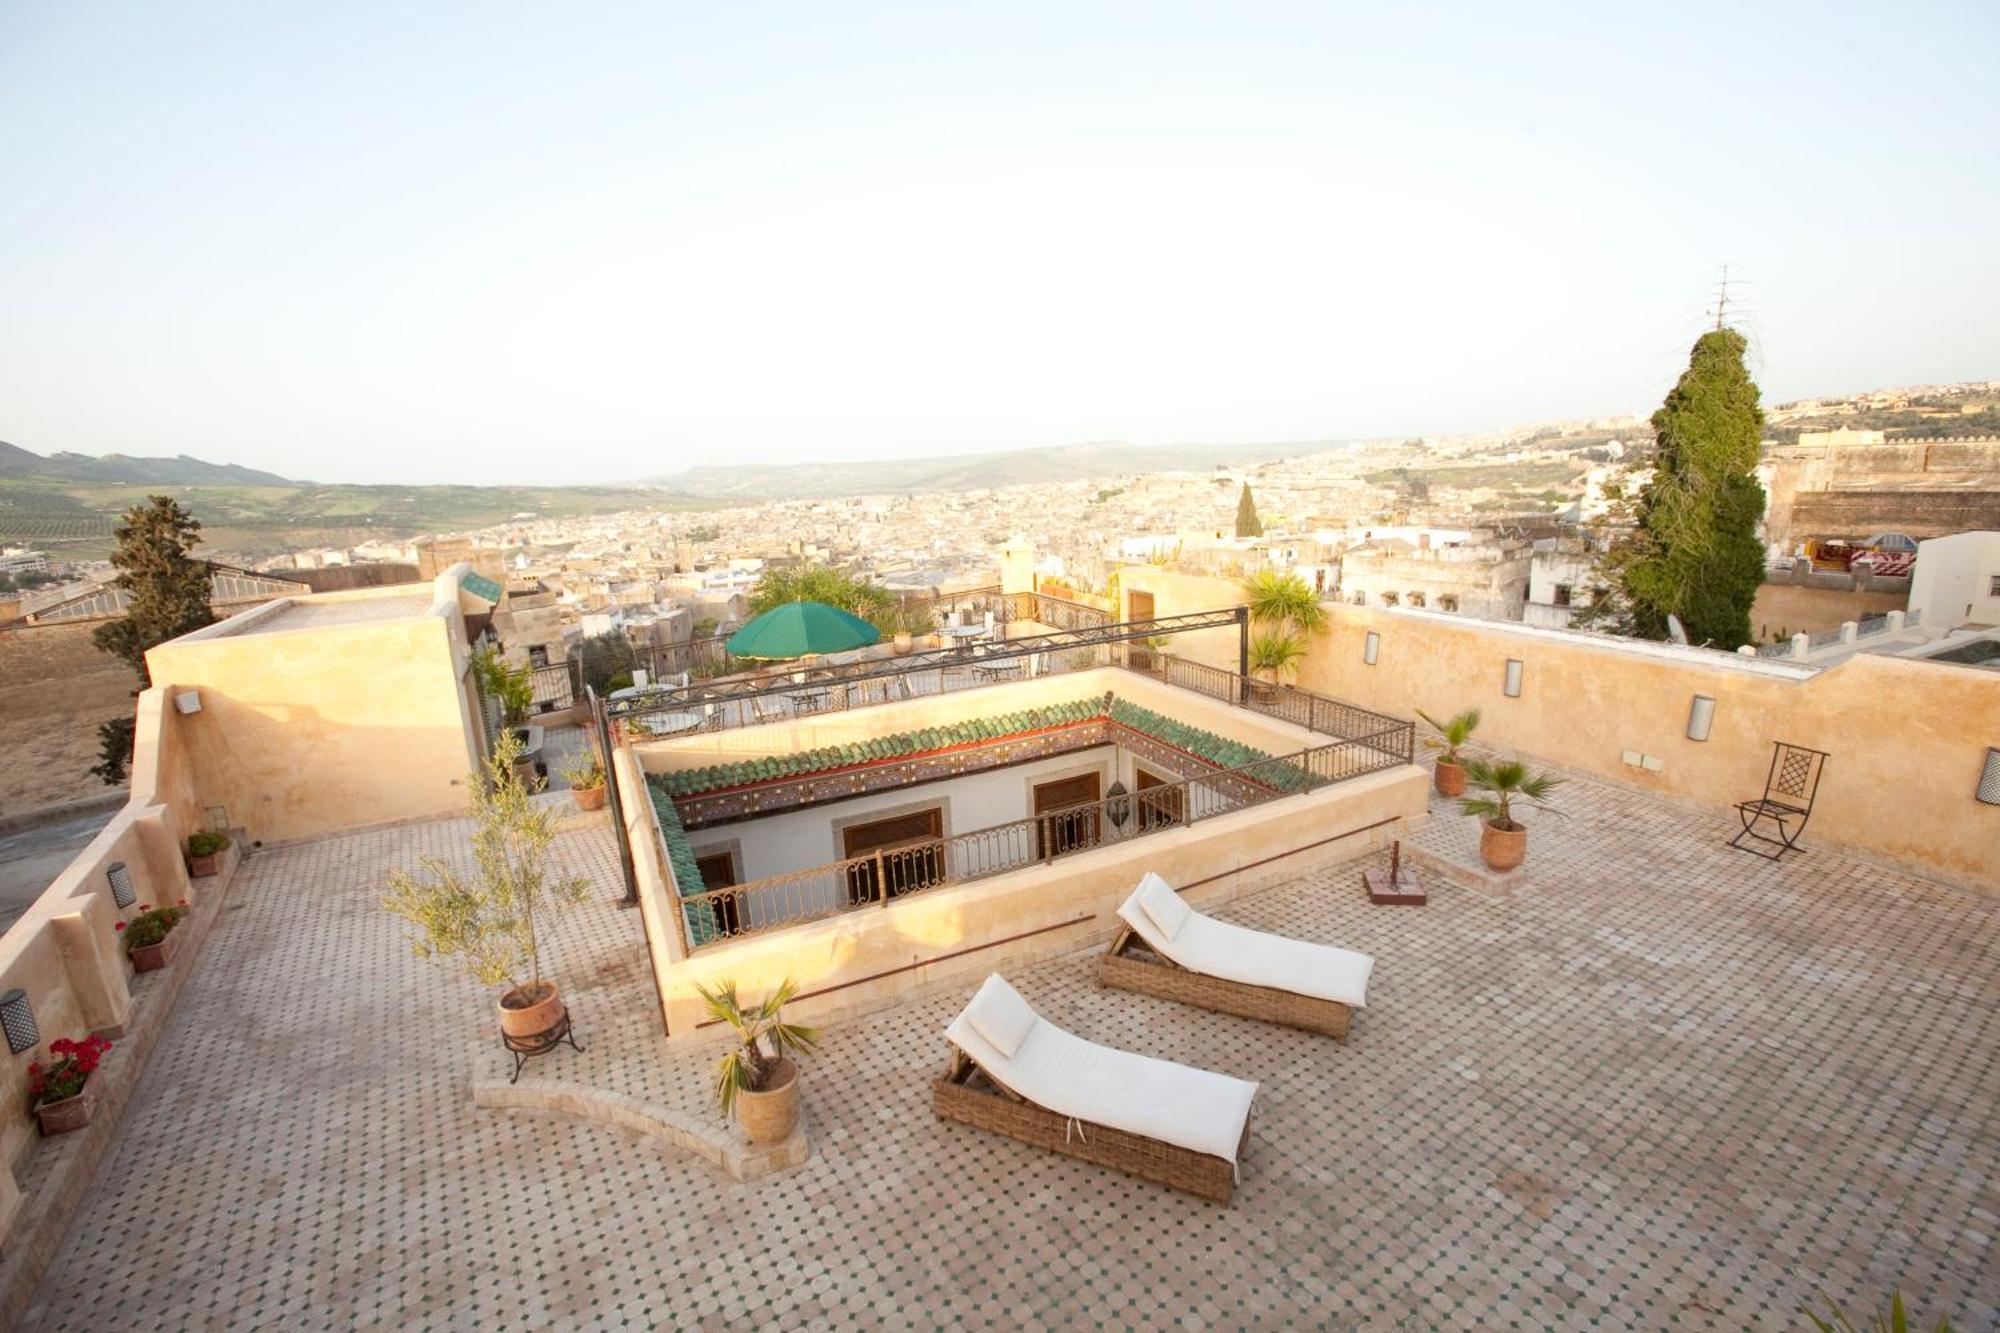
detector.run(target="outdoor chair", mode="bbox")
[933,974,1257,1204]
[1098,874,1372,1038]
[1729,741,1828,860]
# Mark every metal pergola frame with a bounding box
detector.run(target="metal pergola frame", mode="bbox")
[601,605,1252,720]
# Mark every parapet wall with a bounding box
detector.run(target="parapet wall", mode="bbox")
[1300,606,1998,892]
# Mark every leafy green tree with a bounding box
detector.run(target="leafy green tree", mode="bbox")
[1611,329,1768,647]
[91,496,214,687]
[1234,482,1264,538]
[748,563,895,629]
[89,716,137,787]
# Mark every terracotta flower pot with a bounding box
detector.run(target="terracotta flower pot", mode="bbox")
[572,783,607,812]
[129,927,182,973]
[1434,759,1467,797]
[35,1088,93,1136]
[736,1057,798,1145]
[1480,820,1528,872]
[498,980,565,1041]
[188,853,221,878]
[893,633,913,654]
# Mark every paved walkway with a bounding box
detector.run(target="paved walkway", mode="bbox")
[22,771,2000,1330]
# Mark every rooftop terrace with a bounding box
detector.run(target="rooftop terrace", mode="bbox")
[19,765,1997,1329]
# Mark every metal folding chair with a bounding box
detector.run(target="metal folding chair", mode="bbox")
[1729,742,1828,860]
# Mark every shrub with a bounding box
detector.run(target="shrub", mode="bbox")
[187,830,231,858]
[120,901,188,951]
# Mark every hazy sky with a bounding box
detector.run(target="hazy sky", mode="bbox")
[3,3,1997,486]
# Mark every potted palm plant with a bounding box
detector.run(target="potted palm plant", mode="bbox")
[1459,756,1564,871]
[1414,707,1481,796]
[560,750,607,813]
[1247,630,1306,698]
[697,977,821,1145]
[382,731,590,1044]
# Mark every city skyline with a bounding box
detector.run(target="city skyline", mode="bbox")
[4,3,1998,485]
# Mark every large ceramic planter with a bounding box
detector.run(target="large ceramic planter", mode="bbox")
[129,927,182,973]
[498,980,564,1041]
[571,783,607,812]
[1479,820,1528,872]
[35,1088,93,1136]
[1434,759,1467,798]
[736,1057,799,1145]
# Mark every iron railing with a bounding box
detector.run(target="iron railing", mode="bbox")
[672,735,1400,950]
[604,606,1249,729]
[1156,656,1414,758]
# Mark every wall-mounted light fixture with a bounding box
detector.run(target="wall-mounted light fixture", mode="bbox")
[174,690,202,715]
[1503,659,1523,698]
[1104,780,1131,829]
[1,989,38,1054]
[1363,632,1380,666]
[1687,695,1716,743]
[1979,748,2000,806]
[108,861,136,908]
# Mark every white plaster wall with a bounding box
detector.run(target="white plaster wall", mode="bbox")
[686,745,1122,881]
[1909,531,2000,629]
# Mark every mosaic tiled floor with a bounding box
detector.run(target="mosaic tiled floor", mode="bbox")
[21,768,1999,1330]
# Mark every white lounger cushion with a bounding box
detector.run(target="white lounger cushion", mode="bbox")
[1116,878,1374,1008]
[963,972,1037,1057]
[1134,871,1190,940]
[945,974,1257,1164]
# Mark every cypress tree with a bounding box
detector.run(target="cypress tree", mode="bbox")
[1619,329,1767,647]
[1234,482,1264,538]
[92,495,215,688]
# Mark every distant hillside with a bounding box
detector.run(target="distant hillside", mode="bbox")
[649,437,1361,500]
[0,440,296,486]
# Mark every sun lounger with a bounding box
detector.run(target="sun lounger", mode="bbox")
[932,974,1257,1203]
[1097,873,1373,1038]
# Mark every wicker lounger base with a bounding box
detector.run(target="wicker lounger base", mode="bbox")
[932,1056,1241,1205]
[1096,931,1353,1039]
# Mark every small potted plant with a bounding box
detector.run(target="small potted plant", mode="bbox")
[474,649,541,787]
[1414,707,1481,797]
[382,731,590,1045]
[28,1034,112,1136]
[560,751,607,813]
[186,830,231,878]
[118,899,189,972]
[1459,756,1564,872]
[698,977,820,1145]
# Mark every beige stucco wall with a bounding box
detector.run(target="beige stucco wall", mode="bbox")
[1297,605,2000,891]
[0,686,204,1240]
[639,762,1427,1034]
[1115,567,1245,672]
[144,589,479,845]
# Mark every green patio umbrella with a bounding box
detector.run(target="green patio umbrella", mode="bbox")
[725,600,881,660]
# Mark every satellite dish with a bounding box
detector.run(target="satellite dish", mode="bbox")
[1666,614,1689,645]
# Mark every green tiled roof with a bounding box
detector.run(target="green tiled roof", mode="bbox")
[459,572,503,603]
[656,693,1112,797]
[649,785,721,947]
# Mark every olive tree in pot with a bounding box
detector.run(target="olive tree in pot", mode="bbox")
[698,977,821,1145]
[382,731,590,1043]
[1458,756,1564,872]
[1414,707,1481,797]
